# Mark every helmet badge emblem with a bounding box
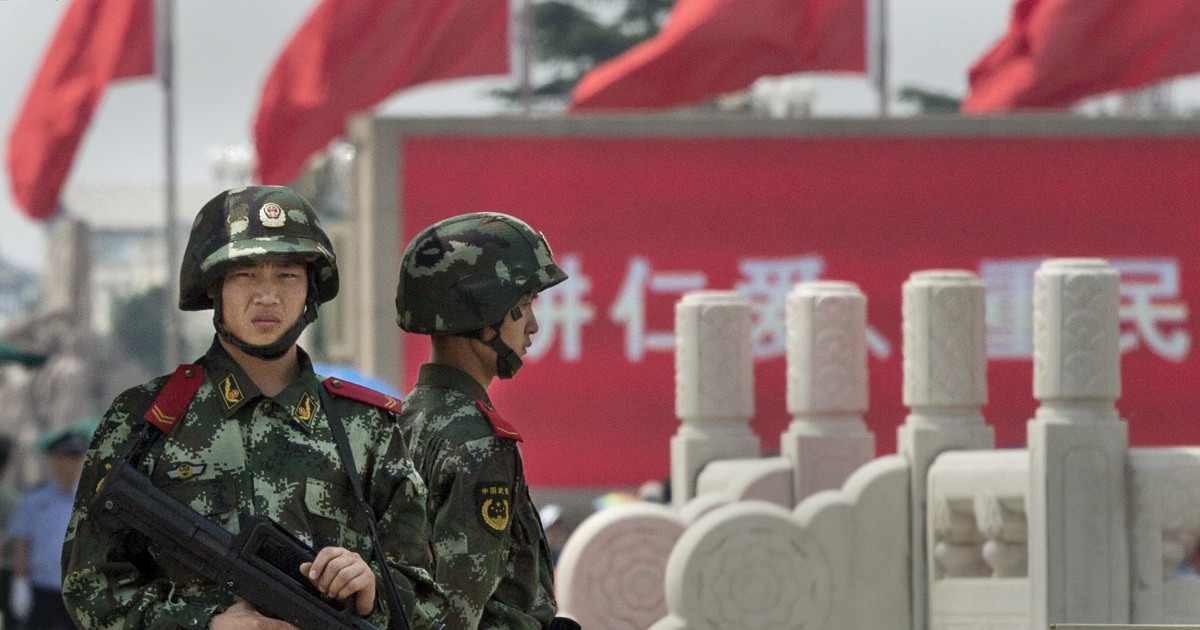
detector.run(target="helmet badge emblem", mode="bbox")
[259,203,286,228]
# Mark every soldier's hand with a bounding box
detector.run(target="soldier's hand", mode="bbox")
[302,546,376,617]
[210,600,299,630]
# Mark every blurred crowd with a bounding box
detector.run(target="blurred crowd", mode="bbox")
[0,418,94,630]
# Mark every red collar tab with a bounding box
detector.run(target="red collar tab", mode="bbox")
[322,377,402,413]
[475,400,523,442]
[144,364,205,434]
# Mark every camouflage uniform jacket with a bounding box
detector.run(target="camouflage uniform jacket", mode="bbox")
[61,339,445,629]
[400,363,556,629]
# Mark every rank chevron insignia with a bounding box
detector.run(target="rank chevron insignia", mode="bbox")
[142,365,205,434]
[322,378,401,413]
[147,405,177,428]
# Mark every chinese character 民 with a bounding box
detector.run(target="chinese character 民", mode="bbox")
[1114,258,1190,362]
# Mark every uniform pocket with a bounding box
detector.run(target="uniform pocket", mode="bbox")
[152,477,240,576]
[304,477,369,550]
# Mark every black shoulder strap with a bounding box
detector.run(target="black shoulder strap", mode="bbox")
[118,421,160,468]
[318,385,416,630]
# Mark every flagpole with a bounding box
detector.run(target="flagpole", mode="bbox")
[520,0,535,113]
[871,0,889,117]
[159,0,182,370]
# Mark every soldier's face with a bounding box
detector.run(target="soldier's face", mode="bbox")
[497,294,538,358]
[220,259,308,346]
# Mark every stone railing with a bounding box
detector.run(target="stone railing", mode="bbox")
[557,283,877,629]
[927,450,1029,627]
[555,258,1200,630]
[1128,447,1200,623]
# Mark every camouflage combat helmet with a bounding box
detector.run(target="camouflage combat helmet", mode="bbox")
[396,212,567,335]
[179,186,338,311]
[180,186,338,360]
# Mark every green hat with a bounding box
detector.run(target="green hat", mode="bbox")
[179,186,338,311]
[396,212,567,335]
[36,416,98,456]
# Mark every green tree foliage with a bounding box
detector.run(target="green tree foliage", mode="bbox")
[111,285,166,373]
[897,86,962,113]
[500,0,674,100]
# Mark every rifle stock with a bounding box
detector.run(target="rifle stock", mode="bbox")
[93,458,379,630]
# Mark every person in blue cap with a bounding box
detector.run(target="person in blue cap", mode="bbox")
[8,422,92,630]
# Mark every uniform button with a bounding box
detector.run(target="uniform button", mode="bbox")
[332,379,342,388]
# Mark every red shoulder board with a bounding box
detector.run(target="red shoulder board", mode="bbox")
[144,364,205,434]
[323,378,402,413]
[475,400,523,442]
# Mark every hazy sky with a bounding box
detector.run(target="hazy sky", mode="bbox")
[1,0,1194,274]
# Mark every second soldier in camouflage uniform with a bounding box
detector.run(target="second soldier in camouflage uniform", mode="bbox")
[396,213,578,629]
[62,186,444,629]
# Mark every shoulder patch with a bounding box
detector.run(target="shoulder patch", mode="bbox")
[323,377,402,413]
[144,364,205,434]
[475,400,523,442]
[475,482,512,536]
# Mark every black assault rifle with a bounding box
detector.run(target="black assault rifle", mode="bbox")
[93,458,379,630]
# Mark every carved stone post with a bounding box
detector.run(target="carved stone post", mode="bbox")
[671,291,758,507]
[1028,258,1128,626]
[896,270,993,630]
[779,281,874,505]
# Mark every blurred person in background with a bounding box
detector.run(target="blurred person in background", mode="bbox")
[395,212,579,630]
[8,421,92,630]
[0,435,18,629]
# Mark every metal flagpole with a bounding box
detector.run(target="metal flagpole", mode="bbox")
[159,0,182,370]
[870,0,889,117]
[520,0,535,113]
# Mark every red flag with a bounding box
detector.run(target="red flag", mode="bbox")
[568,0,865,111]
[6,0,154,221]
[254,0,510,185]
[963,0,1200,112]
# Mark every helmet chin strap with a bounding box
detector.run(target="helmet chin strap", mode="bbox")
[478,304,526,379]
[483,333,522,379]
[212,277,320,361]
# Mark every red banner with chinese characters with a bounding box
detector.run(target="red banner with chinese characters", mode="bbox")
[399,135,1198,487]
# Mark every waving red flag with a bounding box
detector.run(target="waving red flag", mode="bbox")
[568,0,865,111]
[254,0,509,185]
[6,0,154,221]
[964,0,1200,112]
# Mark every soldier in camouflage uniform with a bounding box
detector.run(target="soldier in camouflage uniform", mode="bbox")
[61,186,444,629]
[396,212,578,630]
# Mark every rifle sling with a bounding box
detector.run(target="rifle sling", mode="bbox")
[318,385,414,630]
